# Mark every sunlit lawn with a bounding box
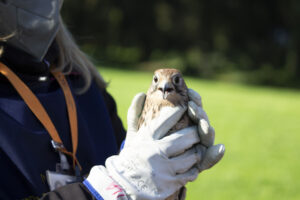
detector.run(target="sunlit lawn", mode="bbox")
[99,67,300,200]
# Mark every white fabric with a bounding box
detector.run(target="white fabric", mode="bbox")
[85,166,128,200]
[85,93,201,200]
[187,89,225,172]
[106,93,201,200]
[86,90,225,200]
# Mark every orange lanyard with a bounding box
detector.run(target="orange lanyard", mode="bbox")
[0,62,81,171]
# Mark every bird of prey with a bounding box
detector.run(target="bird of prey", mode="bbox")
[138,68,192,133]
[138,68,193,200]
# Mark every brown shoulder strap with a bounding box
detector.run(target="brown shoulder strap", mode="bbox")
[52,71,79,168]
[0,62,81,170]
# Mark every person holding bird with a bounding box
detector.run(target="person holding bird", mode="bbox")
[0,0,225,200]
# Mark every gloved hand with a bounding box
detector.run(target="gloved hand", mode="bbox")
[167,89,225,200]
[187,89,225,172]
[84,93,202,200]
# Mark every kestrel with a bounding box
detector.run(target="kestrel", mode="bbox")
[138,68,194,200]
[138,68,192,133]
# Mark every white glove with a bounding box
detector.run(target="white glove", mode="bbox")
[187,89,225,172]
[167,89,225,200]
[84,93,202,200]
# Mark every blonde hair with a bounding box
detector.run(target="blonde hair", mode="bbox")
[54,16,106,94]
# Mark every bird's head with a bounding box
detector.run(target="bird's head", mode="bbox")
[148,68,188,106]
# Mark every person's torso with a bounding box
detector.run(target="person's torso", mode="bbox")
[0,75,119,199]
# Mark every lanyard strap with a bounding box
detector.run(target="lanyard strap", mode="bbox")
[0,62,81,170]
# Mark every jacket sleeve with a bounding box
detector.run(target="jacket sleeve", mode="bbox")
[101,88,126,149]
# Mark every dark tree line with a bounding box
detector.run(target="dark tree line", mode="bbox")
[62,0,300,88]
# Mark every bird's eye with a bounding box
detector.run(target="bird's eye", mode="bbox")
[173,76,180,85]
[153,76,158,83]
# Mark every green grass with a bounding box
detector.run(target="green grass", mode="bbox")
[99,67,300,200]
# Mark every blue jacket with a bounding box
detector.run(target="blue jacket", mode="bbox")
[0,43,126,199]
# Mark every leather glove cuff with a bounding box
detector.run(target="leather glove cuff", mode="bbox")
[83,166,128,200]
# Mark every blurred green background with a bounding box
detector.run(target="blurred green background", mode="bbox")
[100,67,300,200]
[61,1,300,199]
[62,0,300,88]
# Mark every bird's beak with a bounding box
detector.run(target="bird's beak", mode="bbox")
[163,91,168,99]
[159,81,174,99]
